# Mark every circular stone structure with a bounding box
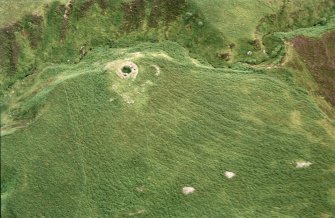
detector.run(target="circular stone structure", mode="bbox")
[116,61,138,79]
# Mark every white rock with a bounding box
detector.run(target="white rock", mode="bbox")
[296,161,312,168]
[182,187,195,195]
[224,171,236,179]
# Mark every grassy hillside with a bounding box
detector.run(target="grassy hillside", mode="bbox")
[1,0,335,217]
[1,0,334,92]
[2,41,335,217]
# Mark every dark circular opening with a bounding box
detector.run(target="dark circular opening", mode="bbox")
[122,66,132,74]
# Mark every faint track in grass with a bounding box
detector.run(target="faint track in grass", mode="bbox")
[64,88,88,213]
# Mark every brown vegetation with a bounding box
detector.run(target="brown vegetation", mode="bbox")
[0,23,21,73]
[78,0,96,18]
[217,52,230,61]
[121,0,146,32]
[291,31,335,106]
[148,0,186,28]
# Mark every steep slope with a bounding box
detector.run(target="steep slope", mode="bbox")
[291,32,335,106]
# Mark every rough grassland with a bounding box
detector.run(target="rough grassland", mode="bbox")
[2,42,335,217]
[1,0,335,217]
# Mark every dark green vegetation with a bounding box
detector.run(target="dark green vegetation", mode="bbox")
[122,66,132,74]
[1,0,335,217]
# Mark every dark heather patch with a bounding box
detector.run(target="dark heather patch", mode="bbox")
[78,0,96,18]
[97,0,108,10]
[61,3,72,42]
[45,3,67,42]
[0,23,22,73]
[60,6,68,42]
[121,0,146,32]
[291,31,335,106]
[10,41,20,72]
[148,0,186,28]
[22,15,44,48]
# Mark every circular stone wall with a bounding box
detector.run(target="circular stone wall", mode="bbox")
[116,61,138,79]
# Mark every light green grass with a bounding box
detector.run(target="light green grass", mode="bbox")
[2,42,335,217]
[192,0,281,41]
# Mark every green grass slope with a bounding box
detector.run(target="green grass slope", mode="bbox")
[2,42,335,217]
[1,0,335,217]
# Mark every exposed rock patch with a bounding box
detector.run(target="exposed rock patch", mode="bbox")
[128,209,145,216]
[135,186,145,193]
[296,161,312,168]
[224,171,236,179]
[152,64,161,76]
[182,186,195,195]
